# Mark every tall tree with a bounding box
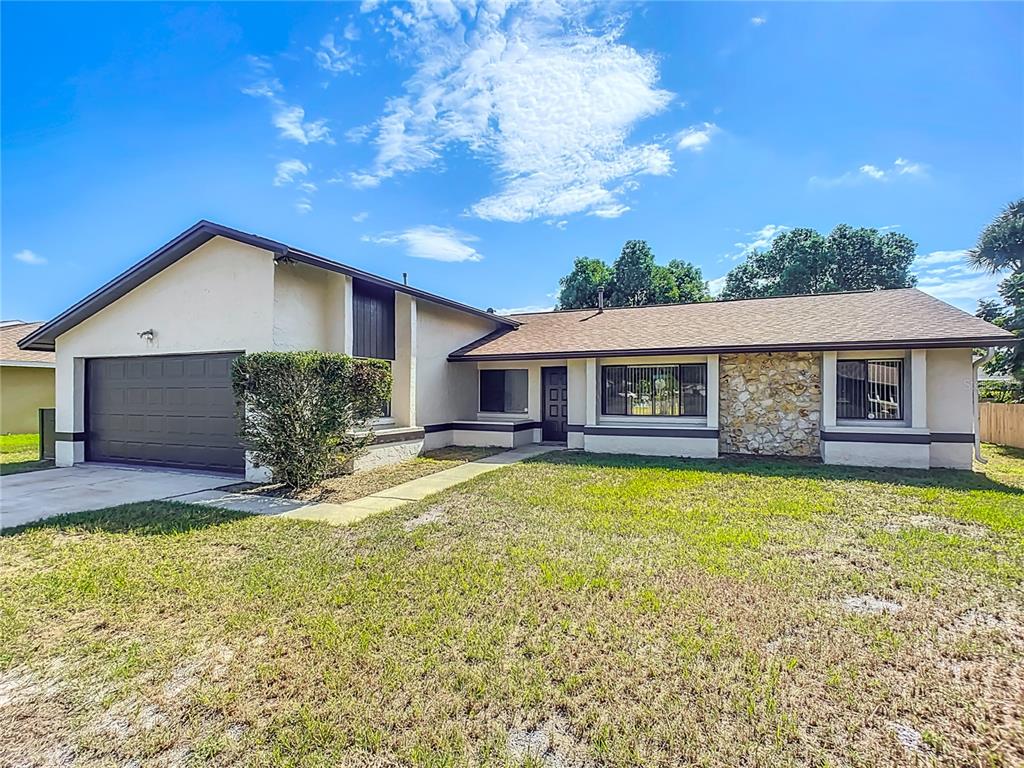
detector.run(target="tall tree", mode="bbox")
[556,256,613,310]
[970,199,1024,377]
[610,240,658,306]
[720,224,918,300]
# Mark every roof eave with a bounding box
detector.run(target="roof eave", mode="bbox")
[18,220,516,352]
[448,335,1019,362]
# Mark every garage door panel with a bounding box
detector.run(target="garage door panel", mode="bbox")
[87,353,243,473]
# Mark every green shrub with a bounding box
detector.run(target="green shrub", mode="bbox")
[979,379,1024,403]
[232,351,392,488]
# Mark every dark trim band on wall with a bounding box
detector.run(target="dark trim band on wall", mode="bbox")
[369,427,425,445]
[424,421,541,433]
[566,424,584,433]
[583,425,719,439]
[55,432,86,442]
[819,430,974,445]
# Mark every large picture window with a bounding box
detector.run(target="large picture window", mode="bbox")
[602,363,707,417]
[836,359,903,420]
[480,369,529,414]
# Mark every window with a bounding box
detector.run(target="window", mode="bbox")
[602,363,707,417]
[480,369,529,413]
[836,359,903,420]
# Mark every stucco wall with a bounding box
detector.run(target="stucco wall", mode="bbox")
[0,366,55,433]
[53,237,277,466]
[273,261,330,350]
[719,352,822,456]
[927,347,975,469]
[414,303,504,427]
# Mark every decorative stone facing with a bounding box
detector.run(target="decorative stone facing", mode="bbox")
[719,352,822,457]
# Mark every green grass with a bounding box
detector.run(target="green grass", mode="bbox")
[1,447,1022,766]
[0,432,52,475]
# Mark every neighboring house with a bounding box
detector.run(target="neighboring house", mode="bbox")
[19,221,1015,478]
[1,320,56,434]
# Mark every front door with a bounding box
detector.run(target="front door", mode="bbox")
[542,366,568,442]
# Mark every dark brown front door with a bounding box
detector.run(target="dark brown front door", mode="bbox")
[542,366,568,442]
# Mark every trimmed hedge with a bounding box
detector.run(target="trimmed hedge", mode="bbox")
[232,351,392,488]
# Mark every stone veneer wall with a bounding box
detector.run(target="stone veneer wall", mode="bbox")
[719,352,822,457]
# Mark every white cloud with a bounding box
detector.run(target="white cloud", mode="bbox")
[345,124,371,143]
[546,219,569,230]
[727,223,789,260]
[343,21,360,41]
[13,249,46,265]
[315,33,355,75]
[352,211,369,223]
[492,304,554,315]
[363,225,483,262]
[243,58,333,145]
[273,159,310,186]
[750,16,767,25]
[352,3,673,222]
[676,122,720,153]
[915,249,968,267]
[299,182,318,193]
[588,204,630,219]
[810,158,929,187]
[273,105,332,145]
[294,199,313,215]
[707,275,727,297]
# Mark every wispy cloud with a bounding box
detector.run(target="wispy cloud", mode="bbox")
[915,248,968,267]
[810,157,929,188]
[351,3,673,222]
[588,204,630,219]
[913,248,1000,311]
[707,275,727,296]
[13,249,46,265]
[492,304,554,315]
[362,225,483,262]
[273,159,309,186]
[294,199,313,215]
[676,122,720,153]
[726,224,789,260]
[352,211,369,223]
[243,57,333,145]
[314,32,356,75]
[750,16,767,26]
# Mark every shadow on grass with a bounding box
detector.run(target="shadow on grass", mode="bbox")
[0,459,55,476]
[2,500,252,537]
[524,449,1023,496]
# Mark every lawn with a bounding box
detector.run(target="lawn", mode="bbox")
[223,446,504,504]
[0,432,52,475]
[1,446,1022,767]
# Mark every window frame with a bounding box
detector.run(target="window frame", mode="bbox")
[479,368,529,415]
[601,362,708,418]
[835,358,905,422]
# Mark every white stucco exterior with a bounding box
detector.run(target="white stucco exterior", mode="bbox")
[42,227,989,478]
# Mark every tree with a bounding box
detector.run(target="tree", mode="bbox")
[969,199,1024,377]
[556,257,613,310]
[555,243,709,309]
[610,240,658,306]
[720,224,918,300]
[232,351,392,488]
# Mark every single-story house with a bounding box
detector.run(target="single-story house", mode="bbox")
[1,320,55,434]
[19,220,1015,478]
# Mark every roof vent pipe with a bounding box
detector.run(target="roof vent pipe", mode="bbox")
[402,272,408,285]
[597,286,605,313]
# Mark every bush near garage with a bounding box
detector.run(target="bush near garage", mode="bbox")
[231,351,392,489]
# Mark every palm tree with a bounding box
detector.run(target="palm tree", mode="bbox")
[967,198,1024,273]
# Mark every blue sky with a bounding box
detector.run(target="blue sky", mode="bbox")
[3,1,1022,322]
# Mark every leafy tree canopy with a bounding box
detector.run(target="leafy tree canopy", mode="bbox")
[971,199,1024,378]
[720,224,918,300]
[556,241,709,310]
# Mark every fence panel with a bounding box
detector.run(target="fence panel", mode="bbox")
[980,402,1024,449]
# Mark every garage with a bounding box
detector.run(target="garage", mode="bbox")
[86,352,244,474]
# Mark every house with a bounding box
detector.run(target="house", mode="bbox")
[1,321,56,434]
[18,221,1015,478]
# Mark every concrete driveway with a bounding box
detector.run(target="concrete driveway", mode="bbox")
[0,464,237,529]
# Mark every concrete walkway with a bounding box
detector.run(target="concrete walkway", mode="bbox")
[175,443,563,526]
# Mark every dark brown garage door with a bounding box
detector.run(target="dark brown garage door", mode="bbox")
[86,352,244,473]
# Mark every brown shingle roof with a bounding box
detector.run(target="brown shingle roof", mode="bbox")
[449,288,1015,361]
[1,322,55,365]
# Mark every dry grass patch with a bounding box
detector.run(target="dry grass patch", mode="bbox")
[222,446,503,504]
[1,447,1022,766]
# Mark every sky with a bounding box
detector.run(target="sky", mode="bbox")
[2,1,1022,323]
